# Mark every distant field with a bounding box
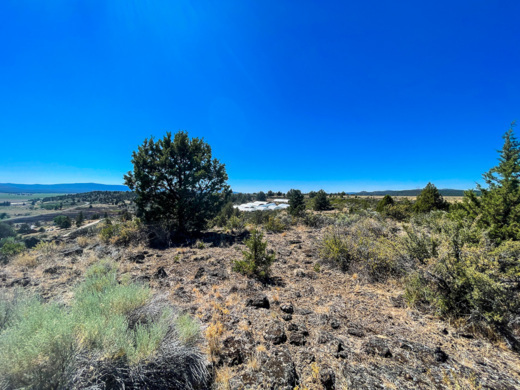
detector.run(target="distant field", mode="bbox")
[0,193,66,202]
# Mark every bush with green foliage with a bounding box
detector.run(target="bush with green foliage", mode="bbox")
[413,183,449,213]
[264,215,286,233]
[0,238,26,257]
[376,195,394,213]
[404,215,520,346]
[54,215,72,229]
[320,218,405,281]
[287,189,305,216]
[99,218,144,246]
[0,261,208,389]
[0,222,16,239]
[233,229,275,278]
[313,189,331,211]
[17,223,32,235]
[124,131,230,235]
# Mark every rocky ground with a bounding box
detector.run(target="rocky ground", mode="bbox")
[2,225,520,389]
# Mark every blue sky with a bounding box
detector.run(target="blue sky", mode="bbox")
[1,1,519,192]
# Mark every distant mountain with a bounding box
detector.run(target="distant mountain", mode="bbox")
[0,183,129,194]
[351,189,476,197]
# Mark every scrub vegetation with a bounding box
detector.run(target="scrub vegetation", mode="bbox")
[3,127,520,388]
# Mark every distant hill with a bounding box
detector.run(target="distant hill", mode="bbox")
[352,189,477,197]
[0,183,129,194]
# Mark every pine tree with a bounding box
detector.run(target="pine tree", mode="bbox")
[124,131,230,234]
[477,123,520,242]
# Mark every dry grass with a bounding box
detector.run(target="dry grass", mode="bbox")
[214,365,232,390]
[12,252,38,268]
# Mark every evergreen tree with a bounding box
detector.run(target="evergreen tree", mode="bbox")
[413,183,448,213]
[313,189,331,211]
[267,190,274,197]
[287,189,305,216]
[376,195,394,213]
[256,191,267,201]
[473,124,520,242]
[124,131,230,234]
[76,211,85,227]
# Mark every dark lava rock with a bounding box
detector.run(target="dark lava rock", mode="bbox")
[262,348,298,389]
[135,275,150,283]
[289,325,308,346]
[129,253,145,264]
[434,347,448,363]
[220,336,244,366]
[280,303,294,314]
[264,322,287,345]
[330,318,341,329]
[320,367,335,390]
[194,267,205,279]
[246,295,270,309]
[282,314,293,321]
[317,332,331,344]
[287,323,299,332]
[8,277,31,287]
[347,327,366,338]
[43,265,67,275]
[154,266,167,279]
[336,340,349,359]
[63,246,83,257]
[390,295,406,308]
[364,337,392,358]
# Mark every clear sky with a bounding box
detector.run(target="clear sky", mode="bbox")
[1,1,519,192]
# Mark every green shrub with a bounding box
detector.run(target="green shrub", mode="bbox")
[233,229,275,278]
[319,218,404,281]
[264,216,286,233]
[227,215,245,231]
[54,215,72,229]
[0,222,16,239]
[99,219,143,246]
[0,238,26,257]
[376,195,394,213]
[0,294,75,389]
[175,313,201,346]
[0,260,208,389]
[403,224,438,263]
[319,228,351,270]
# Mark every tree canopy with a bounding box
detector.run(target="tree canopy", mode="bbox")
[124,131,230,234]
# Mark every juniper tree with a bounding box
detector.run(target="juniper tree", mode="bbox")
[287,189,305,216]
[376,195,394,213]
[413,183,448,213]
[473,123,520,242]
[313,189,331,211]
[124,131,230,235]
